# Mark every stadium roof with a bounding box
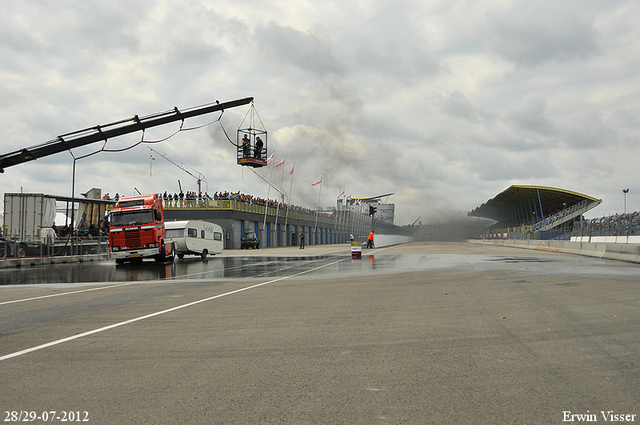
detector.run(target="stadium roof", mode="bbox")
[469,185,600,224]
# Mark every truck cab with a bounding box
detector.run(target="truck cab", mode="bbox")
[108,194,174,263]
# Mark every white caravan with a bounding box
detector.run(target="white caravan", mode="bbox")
[164,220,223,259]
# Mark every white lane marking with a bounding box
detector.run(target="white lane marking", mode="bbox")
[463,256,481,271]
[0,282,148,306]
[0,248,352,306]
[0,257,347,362]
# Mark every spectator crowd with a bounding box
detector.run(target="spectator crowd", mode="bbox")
[572,211,640,237]
[102,189,327,217]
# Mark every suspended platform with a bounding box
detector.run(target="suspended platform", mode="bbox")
[236,103,268,168]
[237,155,267,168]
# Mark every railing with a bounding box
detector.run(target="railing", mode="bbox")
[0,235,110,261]
[571,213,640,238]
[162,199,338,226]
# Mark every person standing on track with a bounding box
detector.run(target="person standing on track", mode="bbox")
[367,231,374,248]
[299,231,305,249]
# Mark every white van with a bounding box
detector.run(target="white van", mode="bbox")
[164,220,223,259]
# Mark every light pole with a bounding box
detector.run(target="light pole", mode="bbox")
[623,189,629,215]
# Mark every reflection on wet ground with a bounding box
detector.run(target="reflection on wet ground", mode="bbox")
[0,251,636,286]
[0,253,414,285]
[0,255,349,285]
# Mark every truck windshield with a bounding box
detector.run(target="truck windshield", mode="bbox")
[110,210,154,227]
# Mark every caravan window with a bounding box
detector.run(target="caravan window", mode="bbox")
[214,232,222,241]
[201,230,205,239]
[165,228,184,238]
[188,228,197,238]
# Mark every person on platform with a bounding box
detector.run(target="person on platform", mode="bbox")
[254,136,263,159]
[241,134,250,157]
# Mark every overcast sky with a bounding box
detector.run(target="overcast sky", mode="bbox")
[1,0,639,225]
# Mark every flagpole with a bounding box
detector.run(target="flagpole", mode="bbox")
[274,160,286,245]
[334,189,341,244]
[314,177,323,243]
[263,153,275,243]
[284,162,295,245]
[340,193,348,241]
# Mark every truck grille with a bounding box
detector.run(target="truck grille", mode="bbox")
[125,231,141,248]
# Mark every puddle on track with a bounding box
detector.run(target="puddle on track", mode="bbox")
[0,252,635,286]
[0,254,434,285]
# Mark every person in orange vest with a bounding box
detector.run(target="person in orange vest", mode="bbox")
[367,230,374,248]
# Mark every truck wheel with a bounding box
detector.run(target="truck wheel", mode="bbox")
[201,249,208,260]
[155,242,167,263]
[18,243,28,258]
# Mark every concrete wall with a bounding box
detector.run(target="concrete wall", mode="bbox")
[373,234,414,247]
[470,239,640,264]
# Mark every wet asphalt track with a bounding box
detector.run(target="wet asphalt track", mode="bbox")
[0,242,638,424]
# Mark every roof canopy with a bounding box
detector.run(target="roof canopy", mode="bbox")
[469,185,600,225]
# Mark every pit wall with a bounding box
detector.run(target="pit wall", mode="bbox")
[373,235,414,247]
[469,239,640,264]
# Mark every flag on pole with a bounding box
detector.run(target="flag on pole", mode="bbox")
[311,179,322,186]
[290,164,295,175]
[337,191,345,199]
[275,158,285,167]
[266,152,275,163]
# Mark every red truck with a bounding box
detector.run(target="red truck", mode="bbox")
[108,194,175,263]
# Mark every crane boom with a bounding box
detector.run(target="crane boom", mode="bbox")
[0,97,253,172]
[148,147,207,194]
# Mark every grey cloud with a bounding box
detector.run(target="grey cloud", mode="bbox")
[254,22,344,76]
[485,4,599,67]
[2,0,640,224]
[506,96,556,136]
[560,108,617,149]
[432,91,482,122]
[470,150,557,182]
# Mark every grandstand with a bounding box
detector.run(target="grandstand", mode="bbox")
[468,185,602,240]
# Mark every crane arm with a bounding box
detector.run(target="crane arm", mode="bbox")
[0,97,253,172]
[148,147,205,183]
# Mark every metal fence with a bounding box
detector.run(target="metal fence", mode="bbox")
[0,235,110,260]
[571,212,640,238]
